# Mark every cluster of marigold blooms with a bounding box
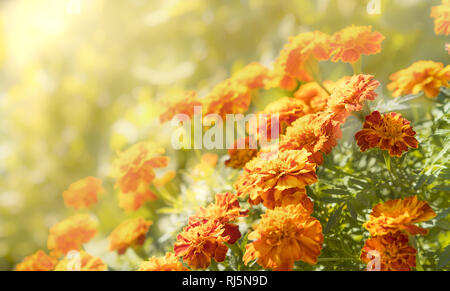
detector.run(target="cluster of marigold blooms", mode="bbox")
[15,7,449,271]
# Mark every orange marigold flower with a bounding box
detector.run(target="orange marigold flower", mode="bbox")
[387,60,450,98]
[280,111,342,165]
[193,153,219,178]
[231,62,270,89]
[355,111,419,157]
[294,82,330,114]
[225,137,258,169]
[250,97,306,142]
[189,192,247,244]
[108,217,152,255]
[159,91,203,123]
[174,220,229,270]
[267,31,331,89]
[330,25,384,64]
[153,170,176,188]
[54,250,107,271]
[111,142,169,211]
[361,232,416,271]
[235,149,317,208]
[15,250,57,271]
[204,79,252,118]
[243,204,323,271]
[47,214,97,257]
[63,176,103,210]
[328,74,380,122]
[118,187,157,212]
[431,0,450,36]
[138,252,189,271]
[364,196,437,236]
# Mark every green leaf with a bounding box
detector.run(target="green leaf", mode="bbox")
[347,200,358,221]
[438,245,450,269]
[322,188,349,196]
[324,205,344,234]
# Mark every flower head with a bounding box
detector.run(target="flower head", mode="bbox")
[431,0,450,36]
[330,25,384,64]
[225,137,258,169]
[294,82,330,114]
[355,111,419,157]
[159,91,202,123]
[268,31,331,89]
[364,196,436,236]
[231,62,270,89]
[387,60,450,98]
[280,111,343,165]
[111,142,169,211]
[47,214,97,257]
[243,204,323,270]
[174,220,229,270]
[360,232,416,271]
[63,177,103,210]
[328,74,380,122]
[138,252,189,271]
[54,250,107,271]
[235,149,317,207]
[108,217,152,255]
[15,250,57,271]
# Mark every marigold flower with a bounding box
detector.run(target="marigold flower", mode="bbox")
[153,170,176,188]
[431,0,450,36]
[111,142,169,211]
[355,111,419,157]
[204,79,252,118]
[387,60,450,98]
[47,214,97,257]
[189,192,247,244]
[235,149,317,208]
[174,220,229,270]
[231,62,270,89]
[330,25,384,64]
[54,250,107,271]
[267,31,331,90]
[138,252,189,271]
[360,232,416,271]
[328,74,380,122]
[15,250,57,271]
[294,82,330,114]
[250,97,306,142]
[225,137,258,169]
[364,196,437,236]
[62,176,103,210]
[159,91,202,123]
[243,204,323,270]
[280,111,342,165]
[108,217,152,255]
[193,153,219,178]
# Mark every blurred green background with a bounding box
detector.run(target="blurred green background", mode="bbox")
[0,0,447,270]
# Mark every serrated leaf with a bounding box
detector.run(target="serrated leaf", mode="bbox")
[324,205,344,234]
[438,246,450,269]
[347,200,358,221]
[322,188,349,196]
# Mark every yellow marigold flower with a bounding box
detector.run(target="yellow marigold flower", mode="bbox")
[250,97,306,142]
[54,250,107,271]
[15,250,57,271]
[108,217,152,255]
[153,170,176,188]
[159,91,203,123]
[268,31,331,90]
[330,25,384,64]
[387,60,450,98]
[355,111,419,157]
[225,137,258,169]
[431,0,450,36]
[174,220,229,270]
[204,79,252,118]
[280,111,343,165]
[231,62,270,89]
[360,232,416,271]
[47,214,97,257]
[243,204,323,271]
[364,196,437,236]
[192,153,219,179]
[111,142,169,211]
[235,149,317,208]
[138,252,188,271]
[328,74,380,123]
[189,192,247,244]
[63,176,103,210]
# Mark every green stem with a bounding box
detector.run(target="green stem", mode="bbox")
[352,58,362,75]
